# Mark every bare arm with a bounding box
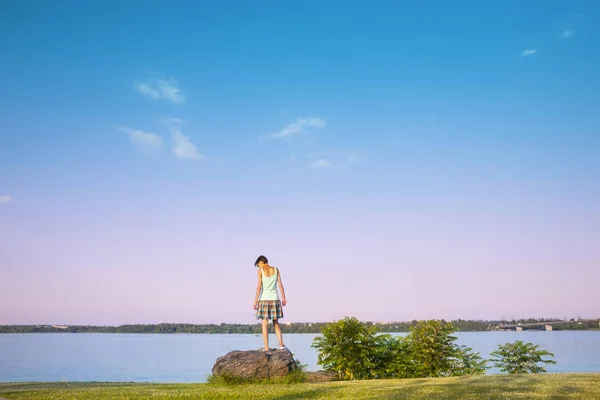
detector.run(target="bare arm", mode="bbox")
[253,269,262,309]
[277,268,287,306]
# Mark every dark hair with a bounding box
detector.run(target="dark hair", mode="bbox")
[254,255,268,266]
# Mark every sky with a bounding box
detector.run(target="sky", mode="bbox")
[1,0,599,325]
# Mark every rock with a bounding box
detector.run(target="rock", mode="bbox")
[306,370,337,383]
[212,348,297,379]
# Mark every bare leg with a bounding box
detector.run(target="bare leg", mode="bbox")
[261,319,269,350]
[273,319,285,348]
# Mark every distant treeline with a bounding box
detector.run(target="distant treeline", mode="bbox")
[1,318,598,334]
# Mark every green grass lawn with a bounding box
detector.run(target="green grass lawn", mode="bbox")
[1,374,599,399]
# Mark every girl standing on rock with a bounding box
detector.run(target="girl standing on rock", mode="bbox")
[253,255,287,351]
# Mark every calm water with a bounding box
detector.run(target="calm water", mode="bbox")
[1,331,599,382]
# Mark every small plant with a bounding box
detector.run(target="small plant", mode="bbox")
[490,340,556,374]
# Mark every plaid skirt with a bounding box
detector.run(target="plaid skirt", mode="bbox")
[256,300,284,320]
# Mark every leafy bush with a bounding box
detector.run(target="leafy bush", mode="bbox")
[366,332,409,379]
[312,317,487,380]
[490,340,556,374]
[450,344,489,376]
[401,320,487,378]
[311,316,392,380]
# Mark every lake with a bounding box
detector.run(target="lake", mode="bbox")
[1,331,599,382]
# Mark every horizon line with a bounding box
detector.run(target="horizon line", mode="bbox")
[3,317,598,327]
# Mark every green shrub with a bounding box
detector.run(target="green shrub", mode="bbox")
[311,316,394,380]
[450,344,489,376]
[403,320,487,378]
[312,317,487,380]
[490,340,556,374]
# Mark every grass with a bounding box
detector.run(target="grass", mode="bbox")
[1,374,600,399]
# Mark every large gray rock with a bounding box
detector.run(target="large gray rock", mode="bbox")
[212,348,297,379]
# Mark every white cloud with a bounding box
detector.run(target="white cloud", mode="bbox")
[309,151,361,163]
[560,30,575,38]
[268,118,325,139]
[293,151,362,169]
[135,83,161,100]
[163,118,205,160]
[135,79,185,104]
[0,196,12,203]
[118,126,164,152]
[310,159,340,169]
[519,49,538,57]
[157,79,185,104]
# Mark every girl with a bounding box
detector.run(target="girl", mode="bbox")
[253,255,287,351]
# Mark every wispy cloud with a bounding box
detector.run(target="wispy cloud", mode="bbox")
[267,118,325,139]
[135,83,161,100]
[0,195,13,203]
[310,159,340,169]
[157,79,185,104]
[118,126,164,152]
[519,49,538,57]
[135,79,185,104]
[559,30,575,38]
[163,118,205,160]
[292,151,362,169]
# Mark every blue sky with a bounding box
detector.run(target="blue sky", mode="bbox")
[1,0,599,325]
